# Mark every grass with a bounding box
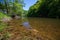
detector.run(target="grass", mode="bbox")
[0,12,10,20]
[0,22,7,32]
[0,12,6,19]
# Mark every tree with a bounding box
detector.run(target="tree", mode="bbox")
[0,0,25,17]
[12,0,24,16]
[27,0,60,18]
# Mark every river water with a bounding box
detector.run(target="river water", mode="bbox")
[21,17,60,40]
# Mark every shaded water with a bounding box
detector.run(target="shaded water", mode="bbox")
[22,17,60,40]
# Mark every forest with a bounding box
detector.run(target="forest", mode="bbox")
[27,0,60,18]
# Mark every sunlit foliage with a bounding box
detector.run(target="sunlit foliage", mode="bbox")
[0,0,24,16]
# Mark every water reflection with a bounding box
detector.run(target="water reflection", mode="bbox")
[22,17,32,30]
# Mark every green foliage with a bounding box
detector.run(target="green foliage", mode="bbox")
[13,1,24,16]
[0,12,8,19]
[27,0,60,18]
[23,10,28,17]
[0,12,10,20]
[0,0,24,17]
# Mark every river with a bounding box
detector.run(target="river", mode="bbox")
[21,17,60,40]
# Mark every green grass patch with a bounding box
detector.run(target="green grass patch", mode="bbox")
[0,22,7,32]
[0,12,6,19]
[0,12,10,19]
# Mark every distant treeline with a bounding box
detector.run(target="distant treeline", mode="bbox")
[27,0,60,18]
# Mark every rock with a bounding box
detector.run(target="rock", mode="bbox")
[1,17,12,23]
[15,16,20,19]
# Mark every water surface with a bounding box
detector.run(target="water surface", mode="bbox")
[22,17,60,40]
